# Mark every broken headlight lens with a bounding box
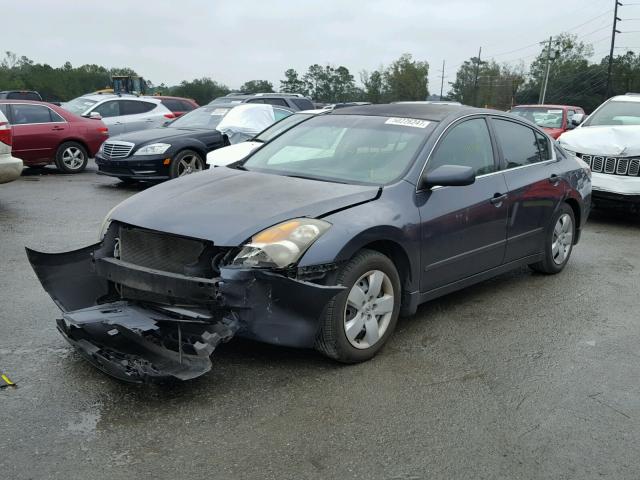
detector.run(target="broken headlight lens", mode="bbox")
[232,218,331,268]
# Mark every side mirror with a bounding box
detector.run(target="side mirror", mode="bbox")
[570,113,585,126]
[84,111,102,120]
[420,165,476,189]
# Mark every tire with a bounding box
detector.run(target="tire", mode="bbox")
[54,141,88,174]
[315,249,401,363]
[169,150,204,178]
[530,203,576,274]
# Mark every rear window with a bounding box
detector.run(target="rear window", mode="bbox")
[180,100,197,111]
[160,99,184,112]
[291,98,314,110]
[121,100,156,115]
[6,91,41,101]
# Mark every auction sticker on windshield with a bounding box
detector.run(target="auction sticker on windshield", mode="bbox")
[385,117,430,128]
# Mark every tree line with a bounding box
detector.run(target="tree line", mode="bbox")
[2,39,639,111]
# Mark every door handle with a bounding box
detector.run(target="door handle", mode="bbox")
[490,193,507,205]
[51,126,64,131]
[548,174,560,185]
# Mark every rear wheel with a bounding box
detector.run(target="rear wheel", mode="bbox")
[170,150,204,178]
[315,249,401,363]
[55,141,88,173]
[530,203,575,274]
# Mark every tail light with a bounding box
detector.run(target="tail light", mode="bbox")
[97,126,109,136]
[164,113,176,119]
[0,121,12,146]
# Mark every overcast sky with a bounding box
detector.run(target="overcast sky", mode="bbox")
[5,0,639,93]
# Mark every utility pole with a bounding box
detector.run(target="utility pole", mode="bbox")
[473,47,482,107]
[606,0,622,99]
[540,36,552,104]
[439,59,445,100]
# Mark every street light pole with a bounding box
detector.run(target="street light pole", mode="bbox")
[440,59,445,100]
[540,36,552,104]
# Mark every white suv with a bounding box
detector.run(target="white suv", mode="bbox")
[559,93,640,207]
[61,94,174,136]
[0,110,22,184]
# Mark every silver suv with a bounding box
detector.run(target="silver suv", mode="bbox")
[209,93,315,111]
[61,94,174,135]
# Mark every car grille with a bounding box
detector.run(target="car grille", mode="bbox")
[580,154,640,177]
[103,141,134,159]
[116,223,228,278]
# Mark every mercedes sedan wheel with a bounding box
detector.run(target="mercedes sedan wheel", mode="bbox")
[170,150,204,178]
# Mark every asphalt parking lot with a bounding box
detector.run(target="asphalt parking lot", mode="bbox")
[1,162,639,480]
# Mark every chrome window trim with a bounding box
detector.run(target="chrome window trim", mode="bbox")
[416,112,556,193]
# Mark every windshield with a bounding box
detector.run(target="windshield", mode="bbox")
[168,105,231,129]
[510,107,564,129]
[243,114,434,185]
[62,97,98,115]
[254,113,314,142]
[584,100,640,126]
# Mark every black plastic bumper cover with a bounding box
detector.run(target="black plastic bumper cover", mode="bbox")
[26,244,343,383]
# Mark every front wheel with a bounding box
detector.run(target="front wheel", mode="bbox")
[315,249,401,363]
[530,203,575,274]
[170,150,204,178]
[55,142,88,173]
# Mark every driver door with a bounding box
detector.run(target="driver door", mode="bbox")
[417,117,509,292]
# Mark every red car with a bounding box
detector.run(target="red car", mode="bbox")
[0,100,109,173]
[152,96,199,118]
[509,104,585,139]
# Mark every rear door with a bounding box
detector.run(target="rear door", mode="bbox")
[92,100,124,135]
[8,103,68,163]
[120,100,161,132]
[418,116,509,292]
[490,117,562,263]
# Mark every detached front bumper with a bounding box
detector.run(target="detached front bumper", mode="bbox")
[0,155,23,184]
[592,172,640,204]
[95,154,171,181]
[26,243,343,383]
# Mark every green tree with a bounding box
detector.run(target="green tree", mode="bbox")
[361,69,384,103]
[169,77,229,105]
[240,79,274,94]
[383,53,429,101]
[279,68,306,95]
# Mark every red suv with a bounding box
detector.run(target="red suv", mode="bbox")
[0,100,109,173]
[509,104,585,139]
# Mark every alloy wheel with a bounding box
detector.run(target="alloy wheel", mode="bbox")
[552,213,573,265]
[62,147,85,170]
[343,270,395,349]
[177,155,203,176]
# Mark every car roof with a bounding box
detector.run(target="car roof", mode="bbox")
[513,104,581,109]
[329,103,498,122]
[147,95,197,103]
[79,93,161,103]
[0,99,56,106]
[610,94,640,102]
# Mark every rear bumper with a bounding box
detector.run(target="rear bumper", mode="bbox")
[95,154,171,180]
[26,243,343,383]
[0,155,23,184]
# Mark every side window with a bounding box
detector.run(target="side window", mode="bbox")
[566,109,576,128]
[9,104,54,124]
[535,131,551,160]
[427,118,496,176]
[292,98,314,110]
[262,98,288,107]
[121,100,156,115]
[493,119,541,168]
[273,108,292,121]
[246,98,265,104]
[93,100,120,118]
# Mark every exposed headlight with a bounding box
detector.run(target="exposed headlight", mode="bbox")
[134,143,171,156]
[232,218,331,268]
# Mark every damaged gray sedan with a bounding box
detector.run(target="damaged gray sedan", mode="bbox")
[28,104,590,383]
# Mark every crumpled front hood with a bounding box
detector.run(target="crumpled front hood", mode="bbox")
[558,125,640,156]
[109,167,380,246]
